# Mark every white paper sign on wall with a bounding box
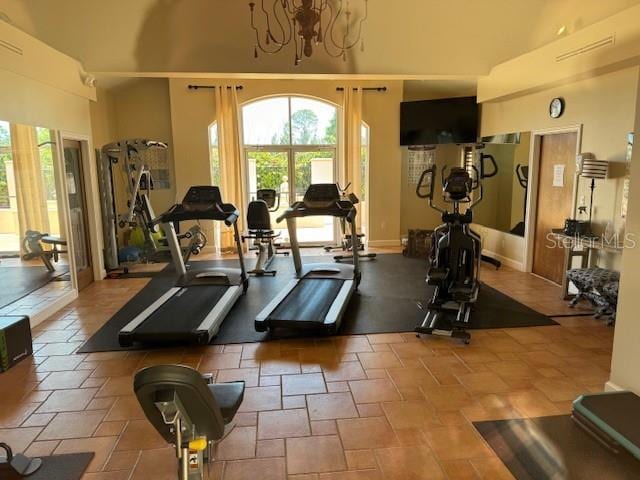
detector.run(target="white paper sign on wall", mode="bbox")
[553,164,565,187]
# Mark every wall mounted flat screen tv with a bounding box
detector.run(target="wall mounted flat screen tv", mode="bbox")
[400,96,478,146]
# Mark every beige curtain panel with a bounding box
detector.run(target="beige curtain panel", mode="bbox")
[342,87,363,231]
[215,85,247,251]
[10,123,50,253]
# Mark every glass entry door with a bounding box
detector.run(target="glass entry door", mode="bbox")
[292,149,335,244]
[246,148,336,245]
[246,150,290,241]
[63,140,93,290]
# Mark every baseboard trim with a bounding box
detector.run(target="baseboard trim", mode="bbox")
[605,380,624,392]
[482,249,524,271]
[369,239,401,247]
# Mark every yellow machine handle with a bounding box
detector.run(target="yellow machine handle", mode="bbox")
[188,437,207,451]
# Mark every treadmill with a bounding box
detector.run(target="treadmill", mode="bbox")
[119,186,248,346]
[255,184,360,334]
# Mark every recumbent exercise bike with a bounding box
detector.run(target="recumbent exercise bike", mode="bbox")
[415,165,485,343]
[242,189,289,276]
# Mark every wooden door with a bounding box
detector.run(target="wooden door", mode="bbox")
[532,132,577,284]
[63,140,94,290]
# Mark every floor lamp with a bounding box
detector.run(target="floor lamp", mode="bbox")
[580,158,609,224]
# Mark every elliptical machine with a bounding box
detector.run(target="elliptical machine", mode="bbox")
[415,165,484,344]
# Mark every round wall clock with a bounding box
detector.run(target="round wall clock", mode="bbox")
[549,97,565,118]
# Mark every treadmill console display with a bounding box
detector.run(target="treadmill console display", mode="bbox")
[303,184,340,208]
[182,186,222,210]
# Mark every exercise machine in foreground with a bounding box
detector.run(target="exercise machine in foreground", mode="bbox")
[324,183,376,263]
[22,230,67,272]
[242,189,288,276]
[572,390,640,461]
[119,186,248,346]
[255,184,360,334]
[134,364,245,480]
[415,165,483,343]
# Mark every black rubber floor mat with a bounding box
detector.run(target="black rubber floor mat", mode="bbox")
[474,415,640,480]
[78,254,556,352]
[20,452,94,480]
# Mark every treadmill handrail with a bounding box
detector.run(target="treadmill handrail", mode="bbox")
[224,207,240,227]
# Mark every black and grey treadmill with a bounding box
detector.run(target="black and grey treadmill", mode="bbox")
[255,184,360,334]
[119,186,248,346]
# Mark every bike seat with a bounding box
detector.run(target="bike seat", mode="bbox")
[41,235,66,246]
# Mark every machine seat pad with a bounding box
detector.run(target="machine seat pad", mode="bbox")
[248,229,277,238]
[41,235,67,246]
[209,382,245,424]
[134,365,245,443]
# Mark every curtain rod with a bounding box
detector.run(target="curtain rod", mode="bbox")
[336,87,387,92]
[188,85,243,90]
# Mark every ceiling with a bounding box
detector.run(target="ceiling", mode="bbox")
[1,0,639,77]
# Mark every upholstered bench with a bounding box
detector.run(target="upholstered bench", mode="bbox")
[567,268,619,322]
[601,281,619,325]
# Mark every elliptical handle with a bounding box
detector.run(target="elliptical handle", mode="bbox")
[480,153,498,178]
[416,166,435,199]
[470,182,484,209]
[515,164,528,188]
[470,165,480,190]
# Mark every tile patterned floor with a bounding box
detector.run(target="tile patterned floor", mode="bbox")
[0,255,72,317]
[0,250,613,480]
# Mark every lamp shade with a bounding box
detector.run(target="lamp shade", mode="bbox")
[580,158,608,179]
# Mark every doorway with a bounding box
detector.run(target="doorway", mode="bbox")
[531,132,578,284]
[246,148,336,244]
[63,140,94,290]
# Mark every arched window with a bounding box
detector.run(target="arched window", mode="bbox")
[209,96,370,244]
[242,96,339,244]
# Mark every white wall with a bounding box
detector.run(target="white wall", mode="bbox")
[609,75,640,394]
[480,67,640,269]
[0,20,98,322]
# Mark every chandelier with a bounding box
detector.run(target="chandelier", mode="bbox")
[249,0,368,66]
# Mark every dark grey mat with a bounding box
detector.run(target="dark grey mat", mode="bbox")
[78,254,557,352]
[474,415,640,480]
[22,452,94,480]
[0,266,70,309]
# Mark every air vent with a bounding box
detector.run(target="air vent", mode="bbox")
[0,38,23,56]
[555,35,615,62]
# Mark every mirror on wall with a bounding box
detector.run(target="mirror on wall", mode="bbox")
[0,120,72,315]
[471,132,531,237]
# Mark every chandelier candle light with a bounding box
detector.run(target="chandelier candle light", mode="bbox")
[249,0,368,65]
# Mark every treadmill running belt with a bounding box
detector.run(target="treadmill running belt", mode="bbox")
[132,285,229,339]
[269,278,345,324]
